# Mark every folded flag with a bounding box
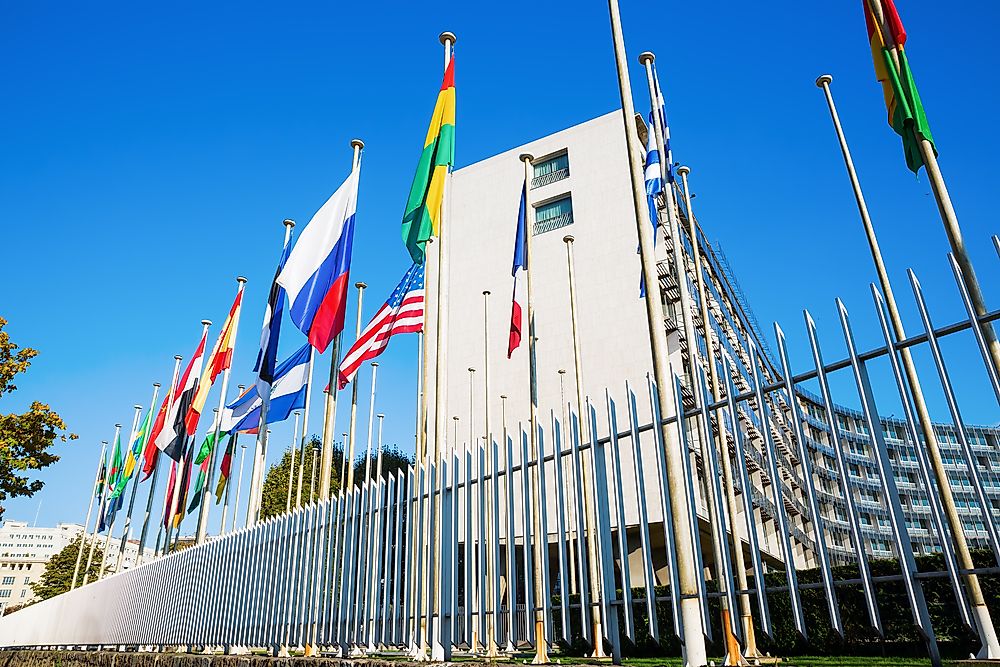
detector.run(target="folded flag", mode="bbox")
[122,406,153,482]
[338,264,425,389]
[186,288,244,434]
[155,330,208,461]
[401,57,456,264]
[507,180,528,358]
[278,168,360,354]
[140,399,169,481]
[96,456,107,498]
[187,456,211,515]
[640,112,662,298]
[215,433,236,503]
[225,344,311,433]
[106,429,124,497]
[194,429,226,466]
[255,244,292,401]
[863,0,934,173]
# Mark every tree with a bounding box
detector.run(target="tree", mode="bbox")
[30,535,104,601]
[259,436,342,520]
[0,317,76,519]
[352,445,414,486]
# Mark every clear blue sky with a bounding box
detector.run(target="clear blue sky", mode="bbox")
[2,1,998,532]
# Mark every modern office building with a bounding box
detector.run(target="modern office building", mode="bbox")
[436,110,1000,578]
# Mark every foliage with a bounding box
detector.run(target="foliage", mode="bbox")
[259,436,342,519]
[0,317,77,519]
[30,535,104,600]
[351,444,414,487]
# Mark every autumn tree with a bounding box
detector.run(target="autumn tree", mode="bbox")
[30,535,104,600]
[0,317,76,519]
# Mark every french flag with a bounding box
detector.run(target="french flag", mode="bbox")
[278,167,360,353]
[508,180,528,358]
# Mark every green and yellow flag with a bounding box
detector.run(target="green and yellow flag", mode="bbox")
[863,0,935,173]
[401,57,456,264]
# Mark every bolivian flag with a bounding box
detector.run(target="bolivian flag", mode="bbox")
[401,57,455,264]
[863,0,935,173]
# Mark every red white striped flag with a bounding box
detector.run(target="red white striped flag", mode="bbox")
[337,264,425,389]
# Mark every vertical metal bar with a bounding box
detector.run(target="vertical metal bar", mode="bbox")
[535,423,553,643]
[626,381,660,642]
[505,430,519,648]
[551,411,572,643]
[948,253,1000,403]
[838,298,942,665]
[568,409,593,643]
[478,440,488,644]
[775,323,843,635]
[605,390,635,640]
[588,399,622,664]
[490,437,503,650]
[520,427,535,645]
[464,443,473,646]
[910,270,1000,561]
[392,472,407,646]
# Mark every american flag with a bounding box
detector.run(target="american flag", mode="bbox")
[338,263,425,388]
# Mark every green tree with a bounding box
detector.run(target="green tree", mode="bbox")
[259,436,342,519]
[352,445,414,486]
[30,535,104,600]
[0,317,76,519]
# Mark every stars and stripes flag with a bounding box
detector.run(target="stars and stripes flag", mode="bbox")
[337,264,424,389]
[507,180,528,358]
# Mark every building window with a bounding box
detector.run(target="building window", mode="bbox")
[1,577,12,585]
[533,196,574,236]
[19,590,25,598]
[531,153,569,189]
[0,590,10,598]
[23,577,29,585]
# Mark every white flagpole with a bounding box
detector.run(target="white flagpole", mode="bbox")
[83,424,120,586]
[482,289,499,658]
[221,384,245,533]
[137,354,182,565]
[286,410,302,513]
[296,349,317,508]
[606,2,708,664]
[197,276,247,544]
[71,439,109,590]
[104,404,143,576]
[344,282,368,490]
[117,384,159,572]
[248,219,295,525]
[231,435,246,532]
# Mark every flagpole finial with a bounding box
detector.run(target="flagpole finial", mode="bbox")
[153,382,161,388]
[563,235,575,244]
[439,31,456,46]
[468,367,475,373]
[483,290,490,296]
[371,362,379,368]
[558,369,566,375]
[350,138,365,151]
[815,74,833,87]
[134,404,142,410]
[677,165,690,177]
[115,423,122,429]
[355,281,367,290]
[201,319,212,327]
[174,355,182,361]
[283,218,295,230]
[237,276,248,285]
[638,51,655,65]
[238,384,245,391]
[519,153,534,164]
[377,413,384,419]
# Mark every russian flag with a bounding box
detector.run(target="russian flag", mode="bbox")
[508,180,528,358]
[278,167,360,353]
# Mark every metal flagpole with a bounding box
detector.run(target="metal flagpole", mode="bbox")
[321,139,365,502]
[297,349,317,509]
[71,439,109,590]
[561,235,605,656]
[467,366,480,653]
[482,290,499,657]
[816,73,1000,657]
[519,153,549,665]
[557,368,578,599]
[84,425,120,586]
[198,277,247,543]
[118,386,159,569]
[287,411,303,513]
[345,283,368,490]
[111,403,145,573]
[98,418,136,580]
[167,320,212,545]
[865,0,1000,378]
[224,383,246,532]
[220,430,240,533]
[248,219,296,525]
[606,5,708,665]
[676,163,758,659]
[137,355,182,565]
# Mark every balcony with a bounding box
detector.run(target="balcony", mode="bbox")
[531,167,569,189]
[533,211,574,236]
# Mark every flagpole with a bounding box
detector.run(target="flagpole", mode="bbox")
[117,387,158,570]
[71,439,109,590]
[296,348,317,509]
[467,366,480,654]
[196,277,247,544]
[221,384,245,533]
[606,3,708,664]
[110,403,146,574]
[518,152,549,665]
[321,139,365,502]
[677,163,758,660]
[287,410,302,513]
[167,319,212,548]
[98,415,137,579]
[137,355,182,565]
[345,282,368,490]
[248,219,296,525]
[362,362,380,489]
[864,0,1000,380]
[816,73,1000,657]
[482,289,499,658]
[83,425,121,586]
[561,234,605,657]
[231,433,246,532]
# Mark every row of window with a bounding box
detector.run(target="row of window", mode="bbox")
[0,577,29,585]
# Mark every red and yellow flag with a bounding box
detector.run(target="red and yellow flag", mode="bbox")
[185,288,244,434]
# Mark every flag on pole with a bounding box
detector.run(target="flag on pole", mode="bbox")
[140,399,169,481]
[863,0,935,173]
[507,181,528,358]
[255,244,292,401]
[337,264,425,389]
[214,433,236,503]
[194,429,226,465]
[96,456,107,498]
[650,66,674,185]
[640,113,662,297]
[401,57,456,264]
[186,289,244,434]
[155,331,208,461]
[187,456,211,515]
[277,170,360,353]
[224,344,311,433]
[106,430,124,496]
[122,407,153,481]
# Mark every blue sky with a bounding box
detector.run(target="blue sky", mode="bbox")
[2,1,998,532]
